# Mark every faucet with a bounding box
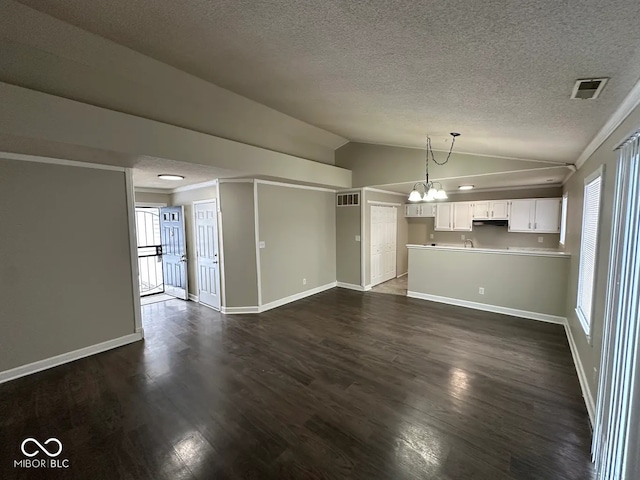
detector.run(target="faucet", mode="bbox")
[464,239,474,248]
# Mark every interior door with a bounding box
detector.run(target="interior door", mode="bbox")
[371,205,397,286]
[160,206,188,300]
[195,201,221,310]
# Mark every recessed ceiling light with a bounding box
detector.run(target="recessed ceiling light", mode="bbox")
[458,185,474,190]
[158,174,184,181]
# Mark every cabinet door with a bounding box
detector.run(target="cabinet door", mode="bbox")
[404,204,420,217]
[434,203,453,230]
[508,200,534,232]
[490,200,509,220]
[534,198,562,232]
[472,201,490,219]
[419,204,436,217]
[452,203,473,231]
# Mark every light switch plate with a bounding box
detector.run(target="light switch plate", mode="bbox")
[355,235,361,242]
[538,236,543,243]
[259,241,266,249]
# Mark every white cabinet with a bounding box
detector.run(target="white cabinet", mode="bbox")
[404,204,435,217]
[452,202,473,231]
[472,201,490,219]
[472,200,509,220]
[434,203,453,230]
[508,200,535,232]
[491,200,509,220]
[508,198,561,233]
[533,198,562,233]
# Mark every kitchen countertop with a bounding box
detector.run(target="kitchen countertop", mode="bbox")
[406,244,571,258]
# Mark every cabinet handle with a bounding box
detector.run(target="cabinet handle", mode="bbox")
[528,222,531,229]
[491,210,493,217]
[534,222,537,230]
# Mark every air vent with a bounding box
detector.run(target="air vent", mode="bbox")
[571,78,608,100]
[337,192,360,207]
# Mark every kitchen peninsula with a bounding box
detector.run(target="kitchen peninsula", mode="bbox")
[407,244,570,323]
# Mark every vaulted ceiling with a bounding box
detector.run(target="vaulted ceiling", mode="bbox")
[18,0,640,164]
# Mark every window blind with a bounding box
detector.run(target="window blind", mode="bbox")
[576,173,602,334]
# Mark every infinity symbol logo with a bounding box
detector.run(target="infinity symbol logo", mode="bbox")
[20,438,63,457]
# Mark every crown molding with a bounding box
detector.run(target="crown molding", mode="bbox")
[575,77,640,170]
[134,187,172,194]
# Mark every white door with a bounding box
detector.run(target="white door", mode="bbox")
[533,198,562,232]
[371,205,397,286]
[195,201,221,310]
[160,206,188,300]
[508,200,535,232]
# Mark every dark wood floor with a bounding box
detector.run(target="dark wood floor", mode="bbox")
[0,289,594,479]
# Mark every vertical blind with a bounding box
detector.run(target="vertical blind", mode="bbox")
[592,131,640,480]
[576,173,602,334]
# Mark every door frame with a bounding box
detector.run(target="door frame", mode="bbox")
[192,198,222,310]
[368,201,399,287]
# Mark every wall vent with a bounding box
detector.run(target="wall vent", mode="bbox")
[571,78,608,100]
[337,192,360,207]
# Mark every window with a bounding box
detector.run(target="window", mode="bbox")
[576,167,603,336]
[559,193,568,245]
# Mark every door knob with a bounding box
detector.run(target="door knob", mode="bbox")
[180,255,187,262]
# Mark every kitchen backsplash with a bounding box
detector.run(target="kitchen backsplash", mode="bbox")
[407,217,561,249]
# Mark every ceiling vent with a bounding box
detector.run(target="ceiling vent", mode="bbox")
[571,78,608,100]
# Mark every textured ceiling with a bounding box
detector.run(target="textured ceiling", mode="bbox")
[132,156,241,189]
[377,165,571,194]
[18,0,640,163]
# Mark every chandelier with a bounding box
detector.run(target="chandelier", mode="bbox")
[408,132,460,202]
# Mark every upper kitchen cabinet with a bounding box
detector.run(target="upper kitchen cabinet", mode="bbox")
[508,198,561,233]
[472,200,509,220]
[404,204,436,217]
[434,203,453,230]
[452,202,473,231]
[435,202,472,231]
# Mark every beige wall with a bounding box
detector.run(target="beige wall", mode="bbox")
[218,182,259,308]
[171,186,218,297]
[408,248,569,317]
[336,142,560,187]
[0,1,346,164]
[407,187,563,248]
[134,191,171,205]
[257,183,336,305]
[363,189,409,286]
[562,103,640,401]
[336,191,362,285]
[0,159,137,372]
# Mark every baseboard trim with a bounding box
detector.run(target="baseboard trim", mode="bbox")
[396,272,408,278]
[220,306,260,314]
[259,282,337,312]
[363,284,372,291]
[0,332,143,384]
[188,293,199,302]
[564,321,596,426]
[406,291,567,324]
[337,282,366,291]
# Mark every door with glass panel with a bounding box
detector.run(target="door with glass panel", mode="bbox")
[160,206,188,300]
[135,207,164,296]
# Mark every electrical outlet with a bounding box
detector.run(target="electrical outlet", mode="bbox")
[538,236,544,243]
[461,234,465,240]
[302,278,307,285]
[355,235,361,242]
[430,234,434,239]
[479,287,485,295]
[259,241,266,249]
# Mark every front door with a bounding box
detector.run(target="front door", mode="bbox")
[160,206,188,300]
[195,201,221,310]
